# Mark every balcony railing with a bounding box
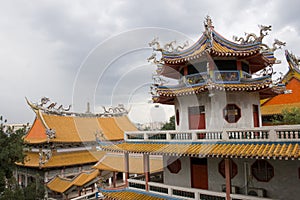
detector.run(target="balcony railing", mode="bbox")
[128,179,275,200]
[125,125,300,142]
[175,70,257,87]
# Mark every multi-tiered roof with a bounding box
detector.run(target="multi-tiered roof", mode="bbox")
[261,50,300,116]
[149,16,285,104]
[18,98,137,169]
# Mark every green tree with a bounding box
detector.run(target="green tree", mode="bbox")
[0,116,27,199]
[161,115,175,130]
[282,107,300,124]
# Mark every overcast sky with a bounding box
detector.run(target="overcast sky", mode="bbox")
[1,0,300,124]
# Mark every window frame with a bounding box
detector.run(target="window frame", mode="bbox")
[251,160,274,182]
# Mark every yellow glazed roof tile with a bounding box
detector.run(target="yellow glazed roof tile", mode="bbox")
[101,190,166,200]
[47,177,73,193]
[93,154,163,174]
[47,170,99,193]
[25,112,137,144]
[17,150,106,168]
[101,142,300,160]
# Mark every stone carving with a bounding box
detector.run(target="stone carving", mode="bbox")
[39,149,52,167]
[46,128,56,142]
[233,25,272,44]
[152,74,168,86]
[203,15,213,48]
[148,37,164,52]
[260,39,286,52]
[289,52,300,66]
[39,97,50,106]
[175,41,189,51]
[149,37,189,54]
[150,74,168,96]
[95,130,105,142]
[102,104,128,116]
[147,52,163,65]
[164,40,176,52]
[30,97,72,115]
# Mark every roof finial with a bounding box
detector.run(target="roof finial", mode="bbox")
[203,16,213,49]
[204,15,213,29]
[86,102,91,114]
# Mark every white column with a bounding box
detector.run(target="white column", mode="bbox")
[122,173,126,182]
[124,152,129,187]
[25,174,28,187]
[143,154,150,191]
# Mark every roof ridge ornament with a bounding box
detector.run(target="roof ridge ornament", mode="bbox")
[233,24,272,44]
[260,39,286,53]
[101,104,128,117]
[203,15,213,49]
[204,15,213,29]
[30,97,72,114]
[286,50,300,68]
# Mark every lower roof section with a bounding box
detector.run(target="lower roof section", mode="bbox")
[100,142,300,160]
[100,188,181,200]
[47,170,99,193]
[16,150,106,168]
[93,153,163,174]
[261,102,300,115]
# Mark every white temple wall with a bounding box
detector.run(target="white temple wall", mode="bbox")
[162,156,300,200]
[163,156,191,187]
[175,91,261,131]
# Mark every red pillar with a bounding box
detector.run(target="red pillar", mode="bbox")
[236,60,242,70]
[143,154,150,191]
[113,171,117,188]
[124,152,129,187]
[225,158,231,200]
[184,66,188,76]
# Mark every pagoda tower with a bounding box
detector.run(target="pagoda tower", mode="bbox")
[98,17,300,200]
[150,16,285,131]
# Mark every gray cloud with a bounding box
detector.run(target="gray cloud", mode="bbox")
[0,0,300,124]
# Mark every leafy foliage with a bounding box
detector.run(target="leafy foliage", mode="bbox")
[281,107,300,124]
[272,107,300,125]
[161,115,175,130]
[0,116,29,199]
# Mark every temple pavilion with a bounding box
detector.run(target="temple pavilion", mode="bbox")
[261,50,300,125]
[96,17,300,200]
[16,98,139,199]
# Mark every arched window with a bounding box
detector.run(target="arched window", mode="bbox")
[167,157,181,174]
[251,160,274,182]
[218,159,238,179]
[223,104,241,123]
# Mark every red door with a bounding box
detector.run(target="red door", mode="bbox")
[253,105,259,127]
[189,106,206,130]
[191,158,208,189]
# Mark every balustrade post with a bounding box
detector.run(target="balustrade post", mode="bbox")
[168,187,172,196]
[194,192,200,200]
[166,132,171,141]
[192,132,197,141]
[144,132,148,140]
[269,129,277,141]
[222,130,229,140]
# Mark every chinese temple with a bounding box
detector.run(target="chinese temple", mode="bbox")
[97,17,300,200]
[16,98,138,199]
[261,50,300,125]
